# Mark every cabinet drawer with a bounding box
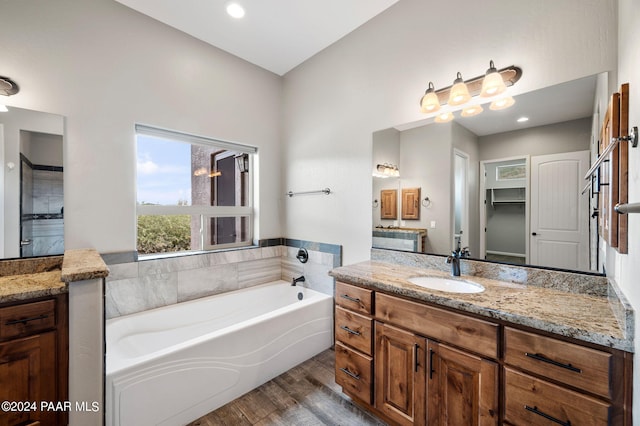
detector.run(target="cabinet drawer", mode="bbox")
[335,306,373,355]
[335,342,373,404]
[0,300,56,340]
[505,368,610,426]
[375,292,498,359]
[336,282,373,315]
[504,327,612,398]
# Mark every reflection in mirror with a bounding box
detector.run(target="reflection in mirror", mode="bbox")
[372,73,604,274]
[1,106,64,259]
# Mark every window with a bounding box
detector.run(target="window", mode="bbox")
[135,124,256,255]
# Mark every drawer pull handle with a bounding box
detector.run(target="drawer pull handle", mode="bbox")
[525,405,571,426]
[5,314,49,326]
[429,349,435,379]
[340,325,361,336]
[340,294,361,303]
[339,367,360,381]
[414,344,420,372]
[525,352,582,373]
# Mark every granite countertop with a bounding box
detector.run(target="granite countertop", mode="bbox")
[374,228,427,234]
[0,269,67,304]
[329,260,633,352]
[0,249,110,304]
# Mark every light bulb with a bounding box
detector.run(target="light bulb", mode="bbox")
[461,105,483,117]
[435,111,454,123]
[448,72,471,106]
[480,60,507,97]
[420,82,440,113]
[489,96,515,110]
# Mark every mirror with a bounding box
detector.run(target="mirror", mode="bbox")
[372,73,603,274]
[1,106,65,259]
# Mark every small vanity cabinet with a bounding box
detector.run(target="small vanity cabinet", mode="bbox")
[333,280,632,425]
[0,294,68,426]
[334,282,374,404]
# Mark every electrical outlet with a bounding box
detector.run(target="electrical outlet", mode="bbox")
[401,220,406,226]
[393,220,398,227]
[430,221,436,228]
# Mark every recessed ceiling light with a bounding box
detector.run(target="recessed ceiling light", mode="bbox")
[517,117,529,123]
[226,2,245,19]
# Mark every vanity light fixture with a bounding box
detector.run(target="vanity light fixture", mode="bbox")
[448,72,471,106]
[0,75,19,112]
[375,163,400,178]
[461,104,483,117]
[490,96,515,111]
[517,116,529,123]
[420,82,440,113]
[434,111,454,123]
[418,62,521,121]
[480,60,507,97]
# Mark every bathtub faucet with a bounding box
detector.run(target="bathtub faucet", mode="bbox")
[292,275,306,286]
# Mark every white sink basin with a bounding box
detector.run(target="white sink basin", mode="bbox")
[407,276,485,293]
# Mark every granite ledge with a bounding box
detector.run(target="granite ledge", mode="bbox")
[0,270,67,304]
[61,249,110,282]
[330,260,634,352]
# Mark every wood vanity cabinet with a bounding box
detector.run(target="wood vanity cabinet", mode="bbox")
[333,281,632,426]
[334,282,374,405]
[503,327,627,425]
[0,294,68,426]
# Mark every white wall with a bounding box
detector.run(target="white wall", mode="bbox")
[478,117,592,161]
[616,0,640,414]
[282,0,617,265]
[398,123,453,254]
[0,0,283,254]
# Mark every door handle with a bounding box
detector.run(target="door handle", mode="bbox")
[531,232,537,236]
[20,239,32,246]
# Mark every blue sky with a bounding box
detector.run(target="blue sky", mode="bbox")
[136,135,192,205]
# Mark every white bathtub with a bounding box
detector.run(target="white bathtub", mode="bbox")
[105,281,333,426]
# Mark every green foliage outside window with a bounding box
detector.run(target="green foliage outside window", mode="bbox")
[137,215,191,254]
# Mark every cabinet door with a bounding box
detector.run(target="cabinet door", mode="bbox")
[380,189,398,219]
[402,188,420,220]
[375,321,426,426]
[427,342,498,426]
[0,332,57,426]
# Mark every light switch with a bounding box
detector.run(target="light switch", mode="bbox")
[430,221,436,228]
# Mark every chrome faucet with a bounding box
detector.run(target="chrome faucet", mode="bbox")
[292,275,306,286]
[446,245,470,277]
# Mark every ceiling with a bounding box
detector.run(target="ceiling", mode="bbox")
[114,0,399,76]
[114,0,595,134]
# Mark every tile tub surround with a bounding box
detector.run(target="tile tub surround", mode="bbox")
[105,240,341,319]
[329,259,634,352]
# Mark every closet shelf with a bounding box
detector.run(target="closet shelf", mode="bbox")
[489,188,526,206]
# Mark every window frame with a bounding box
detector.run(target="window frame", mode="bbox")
[135,124,257,255]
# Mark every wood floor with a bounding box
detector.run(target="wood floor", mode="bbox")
[187,349,386,426]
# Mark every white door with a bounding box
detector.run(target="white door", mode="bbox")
[530,151,590,271]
